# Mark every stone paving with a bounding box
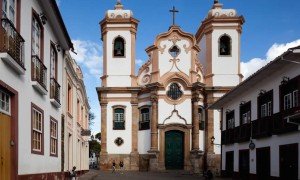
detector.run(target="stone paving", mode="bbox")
[78,169,229,180]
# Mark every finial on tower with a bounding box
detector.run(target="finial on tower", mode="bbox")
[114,0,123,10]
[214,0,219,4]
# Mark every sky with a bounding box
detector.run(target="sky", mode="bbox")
[57,0,300,135]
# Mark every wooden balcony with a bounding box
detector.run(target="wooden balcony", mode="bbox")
[50,78,60,108]
[272,111,298,134]
[0,18,25,74]
[221,129,235,145]
[252,116,272,139]
[31,55,47,95]
[113,121,125,130]
[234,123,251,142]
[139,121,150,130]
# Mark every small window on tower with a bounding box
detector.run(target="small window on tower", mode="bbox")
[167,83,183,100]
[113,37,125,57]
[169,45,180,58]
[219,35,231,56]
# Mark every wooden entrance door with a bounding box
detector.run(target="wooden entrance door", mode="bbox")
[239,149,249,179]
[256,147,270,179]
[280,143,298,179]
[165,130,184,170]
[0,113,11,180]
[225,151,234,177]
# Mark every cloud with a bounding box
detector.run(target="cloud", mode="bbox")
[71,39,103,78]
[136,59,145,66]
[241,39,300,79]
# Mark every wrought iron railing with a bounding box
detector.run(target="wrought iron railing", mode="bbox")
[252,116,272,139]
[50,78,60,104]
[113,121,125,130]
[139,121,150,130]
[0,18,25,68]
[234,123,251,142]
[31,55,47,90]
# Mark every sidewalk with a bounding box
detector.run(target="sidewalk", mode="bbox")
[78,169,230,180]
[78,169,99,180]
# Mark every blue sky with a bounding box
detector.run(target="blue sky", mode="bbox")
[57,0,300,134]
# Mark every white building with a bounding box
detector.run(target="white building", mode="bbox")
[62,52,90,175]
[210,46,300,179]
[0,0,88,179]
[97,1,244,173]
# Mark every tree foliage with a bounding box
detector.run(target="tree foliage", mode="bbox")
[88,111,95,129]
[95,132,101,141]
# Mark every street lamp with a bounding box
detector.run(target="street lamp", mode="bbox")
[211,136,221,146]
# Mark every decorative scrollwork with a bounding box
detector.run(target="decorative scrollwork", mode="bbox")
[111,13,115,18]
[142,74,151,84]
[168,35,181,45]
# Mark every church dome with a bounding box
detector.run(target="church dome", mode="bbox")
[106,0,133,19]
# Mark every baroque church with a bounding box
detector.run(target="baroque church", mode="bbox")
[97,0,244,173]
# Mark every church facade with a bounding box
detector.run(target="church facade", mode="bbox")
[97,1,244,173]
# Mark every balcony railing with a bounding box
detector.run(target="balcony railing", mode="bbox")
[139,121,150,130]
[31,55,47,90]
[272,111,298,134]
[221,128,235,145]
[50,78,60,104]
[0,18,25,68]
[252,116,272,139]
[113,121,125,130]
[234,123,251,142]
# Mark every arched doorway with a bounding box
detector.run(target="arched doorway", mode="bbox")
[165,130,184,170]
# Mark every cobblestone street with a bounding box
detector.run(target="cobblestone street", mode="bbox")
[78,169,229,180]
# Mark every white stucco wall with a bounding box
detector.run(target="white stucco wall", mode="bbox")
[197,35,207,74]
[158,38,192,77]
[106,101,132,154]
[106,30,132,87]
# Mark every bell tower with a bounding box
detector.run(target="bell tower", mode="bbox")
[195,0,245,87]
[100,0,139,87]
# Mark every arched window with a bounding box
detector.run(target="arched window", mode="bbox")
[113,37,125,57]
[167,83,183,100]
[219,35,231,56]
[139,108,150,130]
[113,108,125,130]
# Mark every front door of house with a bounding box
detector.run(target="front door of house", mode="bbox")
[0,113,11,180]
[256,147,270,179]
[165,130,184,170]
[280,143,298,179]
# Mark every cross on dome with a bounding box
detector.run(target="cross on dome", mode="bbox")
[117,0,121,5]
[214,0,219,4]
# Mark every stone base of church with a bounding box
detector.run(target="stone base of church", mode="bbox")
[190,150,204,174]
[206,153,221,176]
[98,153,139,171]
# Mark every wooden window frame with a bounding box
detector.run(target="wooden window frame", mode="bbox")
[50,42,58,79]
[112,105,126,130]
[31,102,44,155]
[50,116,58,157]
[0,88,10,115]
[139,106,151,130]
[31,9,44,60]
[67,81,72,114]
[226,110,235,130]
[240,101,251,125]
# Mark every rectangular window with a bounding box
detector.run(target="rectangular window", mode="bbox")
[114,113,124,122]
[261,104,267,118]
[50,44,57,79]
[32,103,43,155]
[284,93,292,110]
[67,83,72,113]
[292,90,298,107]
[0,89,10,115]
[32,16,41,57]
[226,110,235,129]
[267,101,272,116]
[240,101,251,125]
[114,108,125,130]
[50,118,58,156]
[2,0,15,24]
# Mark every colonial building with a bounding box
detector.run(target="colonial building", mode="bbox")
[0,0,88,179]
[97,0,244,173]
[62,52,90,175]
[210,46,300,179]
